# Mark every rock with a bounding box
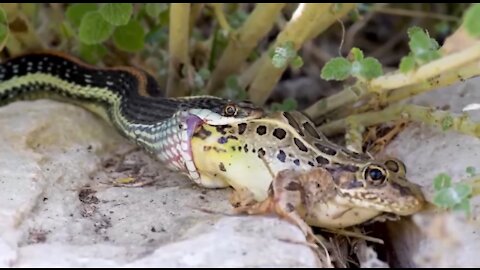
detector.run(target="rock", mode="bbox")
[0,100,320,267]
[381,77,480,267]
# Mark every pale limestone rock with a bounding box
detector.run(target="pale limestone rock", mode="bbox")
[0,100,320,267]
[382,77,480,267]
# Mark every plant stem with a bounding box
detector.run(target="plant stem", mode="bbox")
[304,42,480,120]
[318,103,480,138]
[372,5,460,22]
[189,3,204,35]
[247,3,356,105]
[326,59,480,121]
[167,3,191,97]
[207,3,285,95]
[209,4,232,34]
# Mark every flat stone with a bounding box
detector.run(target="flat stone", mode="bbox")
[0,100,320,267]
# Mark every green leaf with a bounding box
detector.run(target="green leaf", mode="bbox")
[348,9,360,22]
[434,21,450,36]
[158,7,170,26]
[417,50,442,64]
[408,26,439,52]
[453,183,472,200]
[463,3,480,37]
[358,57,383,80]
[228,9,249,28]
[433,183,471,208]
[270,103,282,111]
[0,7,9,51]
[271,41,297,68]
[452,198,471,217]
[466,166,476,177]
[399,55,416,73]
[113,19,145,52]
[224,75,247,100]
[433,173,452,190]
[272,54,288,68]
[291,56,304,69]
[433,189,455,208]
[441,115,454,131]
[145,25,167,45]
[407,26,441,64]
[349,47,364,62]
[198,68,211,81]
[66,3,97,28]
[0,7,7,24]
[145,3,168,21]
[99,3,132,26]
[226,75,241,91]
[320,57,352,81]
[79,11,114,45]
[78,43,107,64]
[281,98,298,111]
[193,68,211,89]
[270,98,298,112]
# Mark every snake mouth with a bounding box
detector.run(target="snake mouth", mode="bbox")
[185,114,205,154]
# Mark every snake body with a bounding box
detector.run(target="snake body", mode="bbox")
[0,51,265,182]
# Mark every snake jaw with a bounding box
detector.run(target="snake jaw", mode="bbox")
[185,114,204,139]
[187,108,265,126]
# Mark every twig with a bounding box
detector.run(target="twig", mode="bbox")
[370,26,407,59]
[208,4,232,34]
[343,3,389,52]
[322,228,385,244]
[304,42,480,120]
[372,5,460,22]
[206,3,286,94]
[247,3,356,105]
[326,58,480,121]
[166,3,191,97]
[370,42,480,92]
[318,103,480,138]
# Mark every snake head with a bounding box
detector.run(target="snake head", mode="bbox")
[187,98,265,125]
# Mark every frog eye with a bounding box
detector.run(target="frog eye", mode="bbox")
[364,165,387,185]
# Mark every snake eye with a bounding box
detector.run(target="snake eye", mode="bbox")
[224,105,237,117]
[364,165,387,185]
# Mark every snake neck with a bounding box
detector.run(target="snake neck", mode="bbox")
[0,51,266,182]
[0,52,205,176]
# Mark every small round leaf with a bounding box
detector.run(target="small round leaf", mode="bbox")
[99,3,133,26]
[79,11,114,45]
[320,57,352,81]
[463,3,480,37]
[66,3,97,28]
[113,19,145,52]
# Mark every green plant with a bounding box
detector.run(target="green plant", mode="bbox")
[432,167,478,217]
